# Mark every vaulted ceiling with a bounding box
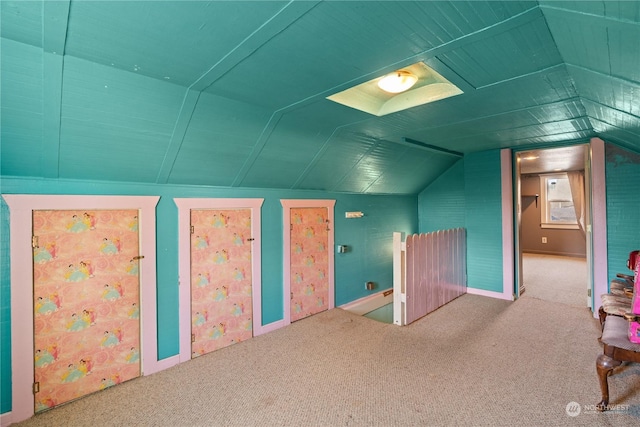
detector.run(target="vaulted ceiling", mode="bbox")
[1,1,639,195]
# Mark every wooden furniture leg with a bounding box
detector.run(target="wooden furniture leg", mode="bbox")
[596,353,622,411]
[596,257,640,411]
[598,306,607,326]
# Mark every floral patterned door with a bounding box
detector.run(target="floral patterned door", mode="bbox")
[32,210,141,412]
[290,207,329,322]
[190,209,253,358]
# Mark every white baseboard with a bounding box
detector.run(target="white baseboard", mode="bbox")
[523,250,586,259]
[466,287,514,301]
[1,410,13,427]
[340,289,393,315]
[254,319,285,336]
[145,354,180,375]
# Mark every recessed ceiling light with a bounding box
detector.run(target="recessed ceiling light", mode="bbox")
[377,70,417,93]
[326,62,463,116]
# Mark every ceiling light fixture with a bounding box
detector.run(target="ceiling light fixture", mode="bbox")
[377,70,418,93]
[327,62,463,116]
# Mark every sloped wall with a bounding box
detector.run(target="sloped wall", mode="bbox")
[418,159,465,233]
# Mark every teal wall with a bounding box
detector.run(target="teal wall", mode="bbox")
[418,151,504,293]
[418,143,640,297]
[418,159,465,233]
[5,142,637,415]
[0,176,417,414]
[604,144,640,283]
[463,150,504,292]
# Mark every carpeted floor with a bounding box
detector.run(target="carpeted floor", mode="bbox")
[13,292,640,426]
[522,253,587,308]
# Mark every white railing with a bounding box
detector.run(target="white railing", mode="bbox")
[393,229,466,325]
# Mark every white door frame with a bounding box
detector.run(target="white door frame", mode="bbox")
[589,138,608,315]
[2,195,160,424]
[281,199,335,326]
[174,198,264,363]
[504,137,608,318]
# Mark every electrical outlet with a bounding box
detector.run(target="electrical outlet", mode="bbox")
[542,237,547,244]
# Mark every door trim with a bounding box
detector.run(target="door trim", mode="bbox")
[281,199,336,326]
[501,149,516,301]
[2,195,160,424]
[174,198,264,363]
[506,137,607,317]
[590,138,608,315]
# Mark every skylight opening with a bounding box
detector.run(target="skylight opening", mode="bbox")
[327,62,463,116]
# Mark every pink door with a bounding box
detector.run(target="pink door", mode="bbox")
[290,207,329,322]
[33,210,141,412]
[190,209,253,357]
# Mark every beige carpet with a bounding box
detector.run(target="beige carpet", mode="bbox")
[522,253,587,308]
[14,294,640,426]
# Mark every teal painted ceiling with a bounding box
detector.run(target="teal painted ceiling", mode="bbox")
[1,1,639,194]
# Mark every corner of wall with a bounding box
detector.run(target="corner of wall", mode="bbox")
[417,158,465,233]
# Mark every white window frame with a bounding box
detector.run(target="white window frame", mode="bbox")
[539,173,579,230]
